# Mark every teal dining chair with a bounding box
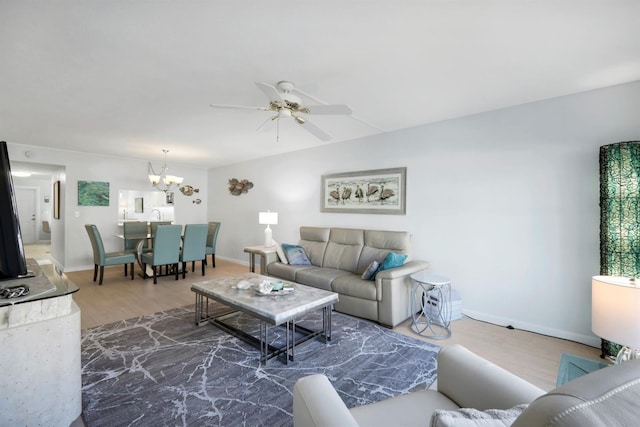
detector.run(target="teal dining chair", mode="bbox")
[122,221,148,275]
[141,224,182,284]
[85,224,135,285]
[149,221,172,251]
[205,221,221,268]
[179,223,208,278]
[150,221,172,237]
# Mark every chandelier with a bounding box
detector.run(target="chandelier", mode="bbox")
[148,149,184,192]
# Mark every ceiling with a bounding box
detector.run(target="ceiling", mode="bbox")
[1,1,639,169]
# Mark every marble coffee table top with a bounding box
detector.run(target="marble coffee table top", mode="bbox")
[191,273,338,325]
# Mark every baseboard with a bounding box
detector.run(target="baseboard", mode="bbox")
[463,309,601,348]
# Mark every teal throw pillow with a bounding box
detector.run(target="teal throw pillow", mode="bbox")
[361,260,380,281]
[377,252,407,272]
[281,244,311,265]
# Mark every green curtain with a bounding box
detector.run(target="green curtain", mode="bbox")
[599,141,640,358]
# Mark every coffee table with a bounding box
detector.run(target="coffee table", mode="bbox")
[191,273,338,365]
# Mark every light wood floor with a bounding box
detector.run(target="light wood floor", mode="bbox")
[27,243,601,392]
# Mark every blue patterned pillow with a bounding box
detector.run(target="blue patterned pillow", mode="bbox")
[361,260,380,280]
[377,252,407,272]
[281,244,311,265]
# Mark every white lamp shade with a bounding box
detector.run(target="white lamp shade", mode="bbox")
[592,276,640,349]
[259,211,278,225]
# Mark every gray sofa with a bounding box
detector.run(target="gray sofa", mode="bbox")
[294,344,640,427]
[265,226,429,328]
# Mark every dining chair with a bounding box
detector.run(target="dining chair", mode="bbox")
[141,224,182,284]
[85,224,135,285]
[150,221,172,237]
[205,221,221,268]
[179,223,208,278]
[123,221,148,275]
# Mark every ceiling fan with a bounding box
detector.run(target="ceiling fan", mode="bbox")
[209,81,353,142]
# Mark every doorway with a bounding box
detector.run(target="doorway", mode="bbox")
[15,187,38,244]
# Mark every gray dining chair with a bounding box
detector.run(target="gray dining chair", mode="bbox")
[205,221,221,268]
[123,221,148,275]
[141,224,182,284]
[85,224,135,285]
[179,223,208,278]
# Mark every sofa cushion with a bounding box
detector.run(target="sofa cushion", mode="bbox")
[299,227,330,266]
[295,267,352,292]
[361,260,379,280]
[430,404,528,427]
[358,229,411,273]
[378,252,408,272]
[332,275,378,301]
[322,228,364,273]
[282,243,312,265]
[266,262,313,282]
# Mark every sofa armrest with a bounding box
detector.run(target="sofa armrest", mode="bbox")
[437,345,545,410]
[293,374,360,427]
[374,260,429,280]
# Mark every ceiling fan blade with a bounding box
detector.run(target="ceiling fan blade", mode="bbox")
[209,103,270,112]
[305,104,353,115]
[298,118,332,141]
[255,82,284,102]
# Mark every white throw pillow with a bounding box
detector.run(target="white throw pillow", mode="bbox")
[273,240,288,264]
[361,260,380,280]
[430,404,528,427]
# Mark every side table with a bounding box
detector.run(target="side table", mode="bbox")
[409,272,452,339]
[243,245,277,274]
[556,353,609,386]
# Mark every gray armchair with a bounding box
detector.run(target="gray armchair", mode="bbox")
[294,344,640,427]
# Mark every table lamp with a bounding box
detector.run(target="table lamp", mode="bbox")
[592,276,640,363]
[259,211,278,247]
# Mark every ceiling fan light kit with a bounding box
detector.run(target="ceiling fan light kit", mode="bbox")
[209,80,353,142]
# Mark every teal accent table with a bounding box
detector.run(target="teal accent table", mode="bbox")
[556,353,609,386]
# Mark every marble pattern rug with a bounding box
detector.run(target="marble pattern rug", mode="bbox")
[81,304,439,427]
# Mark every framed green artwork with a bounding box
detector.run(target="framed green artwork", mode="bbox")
[78,180,110,206]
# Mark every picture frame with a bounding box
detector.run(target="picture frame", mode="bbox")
[321,167,406,214]
[134,197,144,213]
[78,180,110,206]
[53,180,60,219]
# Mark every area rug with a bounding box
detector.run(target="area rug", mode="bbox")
[81,304,439,427]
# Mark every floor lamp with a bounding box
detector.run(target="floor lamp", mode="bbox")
[599,141,640,358]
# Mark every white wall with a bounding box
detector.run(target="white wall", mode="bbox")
[207,81,640,347]
[7,145,209,271]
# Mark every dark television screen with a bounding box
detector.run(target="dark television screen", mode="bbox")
[0,141,28,280]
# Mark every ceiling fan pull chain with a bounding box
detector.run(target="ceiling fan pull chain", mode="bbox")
[276,119,280,142]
